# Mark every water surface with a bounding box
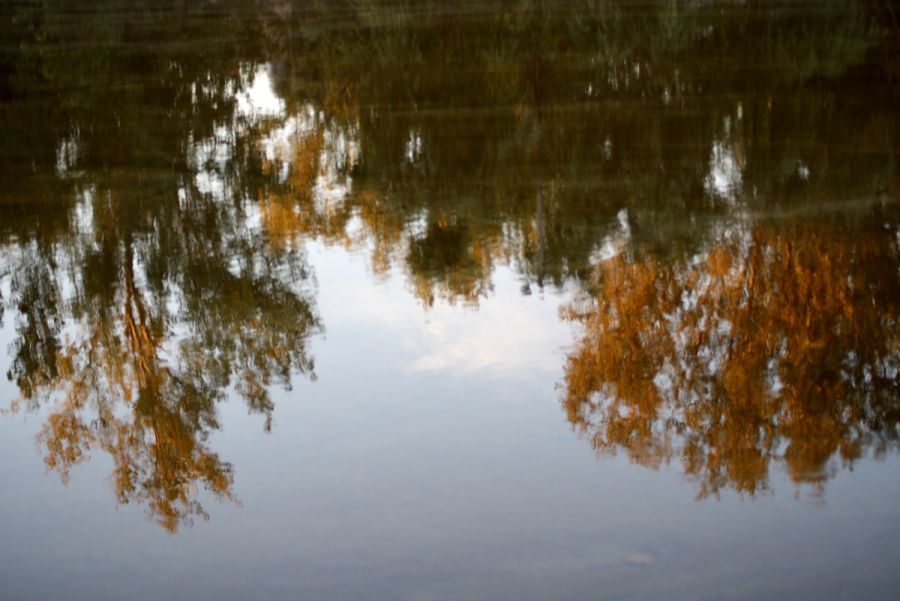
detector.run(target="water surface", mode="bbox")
[1,1,899,600]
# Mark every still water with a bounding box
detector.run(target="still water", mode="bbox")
[1,1,899,599]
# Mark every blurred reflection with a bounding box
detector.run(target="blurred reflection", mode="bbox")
[250,0,899,306]
[1,0,899,529]
[4,180,321,530]
[562,213,900,497]
[1,1,321,531]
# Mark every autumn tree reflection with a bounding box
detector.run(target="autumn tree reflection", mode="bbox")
[1,0,322,530]
[247,0,898,307]
[562,215,900,497]
[5,179,322,531]
[2,0,900,528]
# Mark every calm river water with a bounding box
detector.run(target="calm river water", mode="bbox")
[1,1,899,600]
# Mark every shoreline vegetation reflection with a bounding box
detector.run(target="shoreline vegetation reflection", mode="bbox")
[1,0,899,529]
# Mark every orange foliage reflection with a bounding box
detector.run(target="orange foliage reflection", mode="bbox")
[562,215,900,497]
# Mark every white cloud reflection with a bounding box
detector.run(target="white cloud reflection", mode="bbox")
[311,242,571,378]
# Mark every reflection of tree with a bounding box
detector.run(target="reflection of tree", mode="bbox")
[2,0,900,526]
[251,0,898,306]
[5,179,321,530]
[1,1,321,531]
[408,218,498,307]
[561,215,900,497]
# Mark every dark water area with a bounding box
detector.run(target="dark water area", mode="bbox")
[1,1,899,599]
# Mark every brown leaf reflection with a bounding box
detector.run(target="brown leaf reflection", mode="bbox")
[562,215,900,498]
[2,0,899,532]
[5,187,321,532]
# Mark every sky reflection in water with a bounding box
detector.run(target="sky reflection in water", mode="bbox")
[0,1,899,599]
